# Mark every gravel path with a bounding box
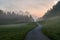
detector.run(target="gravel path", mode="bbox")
[25,23,50,40]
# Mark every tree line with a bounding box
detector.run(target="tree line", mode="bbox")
[0,10,34,25]
[43,1,60,19]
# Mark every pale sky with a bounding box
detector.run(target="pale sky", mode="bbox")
[0,0,60,18]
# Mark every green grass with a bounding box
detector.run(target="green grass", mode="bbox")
[0,23,37,40]
[40,16,60,40]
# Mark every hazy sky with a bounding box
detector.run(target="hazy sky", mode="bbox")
[0,0,60,18]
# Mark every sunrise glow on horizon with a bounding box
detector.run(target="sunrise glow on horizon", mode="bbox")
[0,0,59,18]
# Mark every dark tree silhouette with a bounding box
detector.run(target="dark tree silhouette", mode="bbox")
[0,10,34,25]
[43,1,60,18]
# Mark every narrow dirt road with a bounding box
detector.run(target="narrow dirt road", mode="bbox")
[25,23,50,40]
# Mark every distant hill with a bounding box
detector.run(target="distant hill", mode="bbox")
[43,1,60,18]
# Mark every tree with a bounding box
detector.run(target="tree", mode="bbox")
[43,1,60,18]
[0,10,3,15]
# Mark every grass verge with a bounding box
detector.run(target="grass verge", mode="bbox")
[0,22,37,40]
[40,16,60,40]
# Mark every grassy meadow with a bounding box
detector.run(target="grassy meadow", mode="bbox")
[0,22,37,40]
[40,16,60,40]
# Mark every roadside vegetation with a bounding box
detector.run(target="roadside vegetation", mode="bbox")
[40,16,60,40]
[0,7,35,40]
[0,22,37,40]
[38,1,60,40]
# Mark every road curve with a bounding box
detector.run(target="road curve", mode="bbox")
[25,23,50,40]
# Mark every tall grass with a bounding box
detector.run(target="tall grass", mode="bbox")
[0,23,37,40]
[41,16,60,40]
